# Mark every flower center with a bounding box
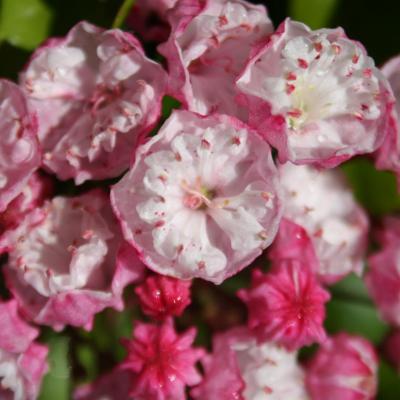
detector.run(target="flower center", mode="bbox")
[181,178,215,210]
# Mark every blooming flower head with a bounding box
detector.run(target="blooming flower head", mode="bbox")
[121,318,204,400]
[375,56,400,182]
[111,110,282,283]
[279,162,368,284]
[366,217,400,326]
[135,273,191,319]
[159,0,273,118]
[306,333,378,400]
[21,21,167,184]
[192,327,309,400]
[0,79,40,212]
[0,299,48,400]
[237,19,395,167]
[238,262,330,350]
[1,190,143,330]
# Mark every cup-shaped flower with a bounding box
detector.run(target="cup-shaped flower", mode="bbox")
[192,327,309,400]
[0,299,48,400]
[159,0,273,118]
[237,19,395,167]
[279,162,368,284]
[238,262,330,350]
[1,190,144,330]
[111,110,283,283]
[0,80,40,212]
[306,333,378,400]
[21,21,167,184]
[121,318,204,400]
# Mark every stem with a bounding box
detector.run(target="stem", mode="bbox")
[112,0,136,29]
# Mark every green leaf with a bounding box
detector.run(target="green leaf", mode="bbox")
[329,273,371,304]
[325,298,388,344]
[289,0,339,29]
[342,158,400,216]
[378,361,400,400]
[162,96,181,119]
[0,0,53,50]
[39,334,71,400]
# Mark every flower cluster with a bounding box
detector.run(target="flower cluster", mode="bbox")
[0,0,399,398]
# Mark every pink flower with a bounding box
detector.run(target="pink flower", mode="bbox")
[238,262,330,350]
[192,327,309,400]
[21,21,167,184]
[306,333,378,400]
[0,172,52,239]
[237,19,395,167]
[0,79,40,212]
[135,274,191,319]
[74,367,133,400]
[1,190,144,330]
[279,162,368,284]
[375,56,400,180]
[127,0,177,42]
[111,110,283,283]
[159,0,273,118]
[121,318,204,400]
[366,219,400,326]
[0,299,48,400]
[383,330,400,373]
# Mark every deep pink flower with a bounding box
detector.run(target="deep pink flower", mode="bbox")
[192,327,309,400]
[279,162,368,284]
[366,220,400,326]
[135,274,191,319]
[238,262,330,350]
[0,79,40,212]
[159,0,273,118]
[306,333,378,400]
[237,19,395,167]
[111,110,283,283]
[375,56,400,182]
[1,190,144,330]
[21,21,167,184]
[383,330,400,373]
[0,299,48,400]
[74,367,133,400]
[121,319,204,400]
[0,172,52,239]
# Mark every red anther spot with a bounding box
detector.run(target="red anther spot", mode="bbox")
[240,23,252,32]
[286,72,297,81]
[261,192,270,201]
[158,175,167,182]
[314,228,323,238]
[332,43,341,54]
[352,54,360,64]
[197,261,206,270]
[201,139,211,149]
[286,83,296,95]
[297,58,308,69]
[287,108,302,118]
[177,244,184,254]
[361,104,369,111]
[155,220,165,228]
[219,15,228,26]
[134,228,142,235]
[175,152,182,161]
[363,68,372,78]
[263,386,273,394]
[314,42,323,52]
[232,136,241,145]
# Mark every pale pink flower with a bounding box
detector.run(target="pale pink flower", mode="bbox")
[192,327,309,400]
[0,172,52,239]
[74,367,133,400]
[159,0,273,118]
[127,0,177,42]
[238,262,330,350]
[383,330,400,373]
[237,19,395,167]
[1,190,144,330]
[111,110,283,283]
[21,21,167,184]
[375,56,400,183]
[366,219,400,326]
[0,299,48,400]
[0,79,40,212]
[121,318,204,400]
[306,333,378,400]
[135,273,191,319]
[279,162,368,284]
